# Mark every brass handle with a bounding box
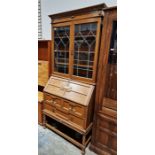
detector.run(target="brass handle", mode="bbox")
[45,100,54,104]
[53,101,56,105]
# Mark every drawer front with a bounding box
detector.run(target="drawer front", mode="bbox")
[70,115,84,128]
[54,98,62,108]
[44,103,55,113]
[61,100,85,118]
[72,105,85,118]
[44,93,53,100]
[62,100,71,112]
[56,109,69,121]
[44,93,62,108]
[44,103,52,111]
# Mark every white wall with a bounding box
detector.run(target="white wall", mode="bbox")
[40,0,117,40]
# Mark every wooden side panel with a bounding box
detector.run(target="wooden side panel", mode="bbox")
[103,97,117,110]
[38,41,48,60]
[104,64,117,100]
[38,92,43,125]
[38,101,43,125]
[91,114,117,155]
[86,91,95,128]
[38,40,52,78]
[90,7,117,155]
[38,60,49,87]
[38,40,51,61]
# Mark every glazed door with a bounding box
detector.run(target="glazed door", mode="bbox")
[71,18,101,83]
[52,23,71,78]
[52,18,101,83]
[102,20,117,112]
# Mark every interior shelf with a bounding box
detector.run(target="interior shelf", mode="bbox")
[55,62,69,65]
[74,64,93,68]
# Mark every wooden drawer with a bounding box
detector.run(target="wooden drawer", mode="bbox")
[71,103,85,118]
[61,100,85,118]
[54,98,62,109]
[61,100,71,112]
[44,103,55,113]
[44,93,62,108]
[56,109,69,121]
[70,115,84,128]
[44,93,54,101]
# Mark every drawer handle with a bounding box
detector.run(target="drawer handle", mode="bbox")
[53,101,56,105]
[45,100,54,104]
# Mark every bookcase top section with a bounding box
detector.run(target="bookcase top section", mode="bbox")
[49,3,107,20]
[44,76,94,106]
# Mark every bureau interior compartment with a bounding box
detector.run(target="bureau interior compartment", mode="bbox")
[46,116,83,143]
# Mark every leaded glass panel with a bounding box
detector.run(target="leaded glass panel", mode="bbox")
[73,22,97,78]
[54,26,70,74]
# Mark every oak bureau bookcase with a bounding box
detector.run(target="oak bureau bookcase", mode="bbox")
[42,3,107,155]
